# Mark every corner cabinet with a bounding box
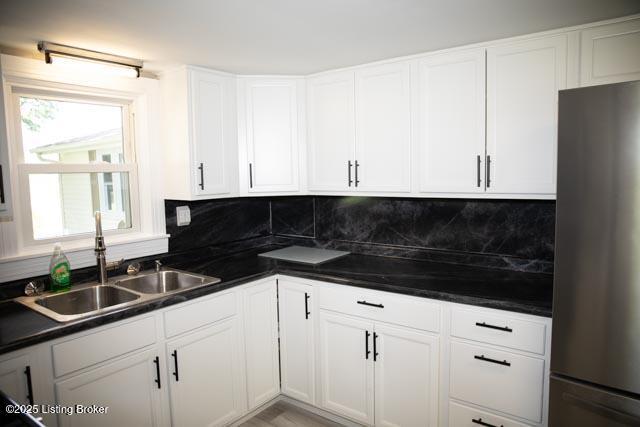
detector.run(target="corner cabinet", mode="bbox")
[160,66,239,200]
[237,77,303,194]
[307,62,412,194]
[242,278,281,410]
[486,34,567,196]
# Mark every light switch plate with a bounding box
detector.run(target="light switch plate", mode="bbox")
[176,206,191,226]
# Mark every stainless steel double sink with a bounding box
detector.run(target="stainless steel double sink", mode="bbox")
[17,269,221,322]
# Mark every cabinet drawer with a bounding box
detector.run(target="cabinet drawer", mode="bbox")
[53,316,156,377]
[318,285,440,332]
[449,401,530,427]
[164,291,236,338]
[450,341,544,423]
[451,308,546,355]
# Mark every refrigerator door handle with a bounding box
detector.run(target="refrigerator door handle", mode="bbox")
[563,392,640,425]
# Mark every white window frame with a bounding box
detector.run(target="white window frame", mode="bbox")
[9,83,141,247]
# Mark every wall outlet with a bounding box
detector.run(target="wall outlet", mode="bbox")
[176,206,191,226]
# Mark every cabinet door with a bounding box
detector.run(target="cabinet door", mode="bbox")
[580,18,640,86]
[245,79,300,193]
[418,49,486,193]
[243,279,280,409]
[0,354,33,405]
[355,62,411,193]
[307,71,355,191]
[278,279,315,404]
[374,324,439,427]
[189,69,235,196]
[167,318,246,427]
[55,349,163,427]
[487,35,567,195]
[318,311,374,424]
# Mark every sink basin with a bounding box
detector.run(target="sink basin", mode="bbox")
[115,270,218,294]
[17,268,221,322]
[35,285,140,315]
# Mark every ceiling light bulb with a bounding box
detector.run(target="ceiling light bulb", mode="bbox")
[49,54,140,78]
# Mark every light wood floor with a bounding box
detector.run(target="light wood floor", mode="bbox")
[239,401,346,427]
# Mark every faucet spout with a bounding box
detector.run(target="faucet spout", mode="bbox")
[95,211,108,285]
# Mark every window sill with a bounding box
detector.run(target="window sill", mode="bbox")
[0,233,169,283]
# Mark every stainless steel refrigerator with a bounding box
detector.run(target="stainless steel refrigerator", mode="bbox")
[551,80,640,426]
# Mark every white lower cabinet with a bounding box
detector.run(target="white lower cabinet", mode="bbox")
[278,278,315,404]
[449,401,529,427]
[0,352,35,406]
[6,275,552,427]
[243,278,280,410]
[166,318,246,427]
[319,311,375,425]
[55,349,163,427]
[374,324,439,427]
[318,305,439,426]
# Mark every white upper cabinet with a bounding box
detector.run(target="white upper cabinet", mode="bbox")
[239,78,302,193]
[417,49,486,194]
[580,18,640,87]
[486,34,567,196]
[307,71,356,191]
[161,66,238,200]
[354,62,412,193]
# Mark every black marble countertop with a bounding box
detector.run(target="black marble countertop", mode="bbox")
[0,246,553,355]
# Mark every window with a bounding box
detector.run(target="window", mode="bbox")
[14,88,138,243]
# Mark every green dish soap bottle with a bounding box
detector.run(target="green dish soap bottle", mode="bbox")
[50,243,71,292]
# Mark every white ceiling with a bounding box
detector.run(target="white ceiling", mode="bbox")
[1,0,639,75]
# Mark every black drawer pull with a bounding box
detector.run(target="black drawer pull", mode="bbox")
[153,356,161,389]
[304,292,310,319]
[348,161,353,187]
[197,163,204,190]
[0,164,5,204]
[475,322,512,333]
[365,330,371,360]
[373,332,379,362]
[172,350,180,381]
[474,354,511,367]
[357,300,384,308]
[472,418,503,427]
[24,366,34,405]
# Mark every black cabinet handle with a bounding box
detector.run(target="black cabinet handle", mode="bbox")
[171,350,179,381]
[0,164,5,204]
[486,155,491,188]
[365,330,371,360]
[153,356,161,389]
[357,300,384,309]
[373,332,379,362]
[475,322,512,332]
[198,163,204,190]
[476,155,482,188]
[354,160,360,187]
[348,161,353,187]
[24,366,34,405]
[472,418,503,427]
[474,354,511,367]
[304,292,310,319]
[249,163,253,188]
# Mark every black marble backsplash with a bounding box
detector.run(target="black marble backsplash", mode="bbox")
[165,198,271,252]
[165,196,555,272]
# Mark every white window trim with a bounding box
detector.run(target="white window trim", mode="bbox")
[0,54,168,283]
